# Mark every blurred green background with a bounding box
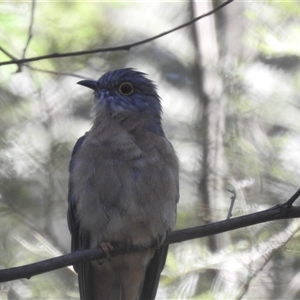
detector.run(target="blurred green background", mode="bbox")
[1,1,300,299]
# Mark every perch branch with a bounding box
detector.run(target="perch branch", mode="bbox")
[0,187,299,283]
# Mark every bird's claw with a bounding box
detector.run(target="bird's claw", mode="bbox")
[100,242,114,261]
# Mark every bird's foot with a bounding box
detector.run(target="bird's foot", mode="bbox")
[100,242,114,261]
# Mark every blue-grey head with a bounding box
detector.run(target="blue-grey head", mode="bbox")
[78,68,163,134]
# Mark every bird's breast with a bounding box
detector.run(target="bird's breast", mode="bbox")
[72,123,178,248]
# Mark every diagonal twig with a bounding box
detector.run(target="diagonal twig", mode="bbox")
[0,46,17,60]
[0,0,234,67]
[283,188,300,207]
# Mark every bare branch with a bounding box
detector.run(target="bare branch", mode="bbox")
[284,187,300,206]
[237,220,299,299]
[0,187,299,283]
[22,0,36,59]
[0,0,234,67]
[226,189,236,219]
[0,46,17,60]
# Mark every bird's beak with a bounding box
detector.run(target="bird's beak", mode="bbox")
[77,80,98,90]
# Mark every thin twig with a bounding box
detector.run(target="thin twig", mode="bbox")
[0,46,17,60]
[227,189,236,219]
[0,0,234,67]
[284,188,300,207]
[22,0,36,59]
[237,220,300,300]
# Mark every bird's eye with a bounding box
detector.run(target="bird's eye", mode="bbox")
[119,82,133,95]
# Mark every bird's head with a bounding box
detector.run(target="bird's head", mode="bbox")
[78,68,163,134]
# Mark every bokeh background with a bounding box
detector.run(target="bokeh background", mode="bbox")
[1,1,300,299]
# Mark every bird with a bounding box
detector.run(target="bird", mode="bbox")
[67,68,179,300]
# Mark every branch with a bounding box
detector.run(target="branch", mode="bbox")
[0,46,18,60]
[0,0,234,67]
[237,219,299,299]
[22,0,36,59]
[227,189,236,219]
[0,188,299,283]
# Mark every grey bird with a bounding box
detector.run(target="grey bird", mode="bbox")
[68,68,179,299]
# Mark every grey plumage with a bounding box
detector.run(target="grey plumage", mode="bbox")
[68,68,179,299]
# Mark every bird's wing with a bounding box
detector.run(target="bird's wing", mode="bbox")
[140,141,179,300]
[68,134,87,254]
[140,140,179,300]
[68,134,176,300]
[67,134,93,300]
